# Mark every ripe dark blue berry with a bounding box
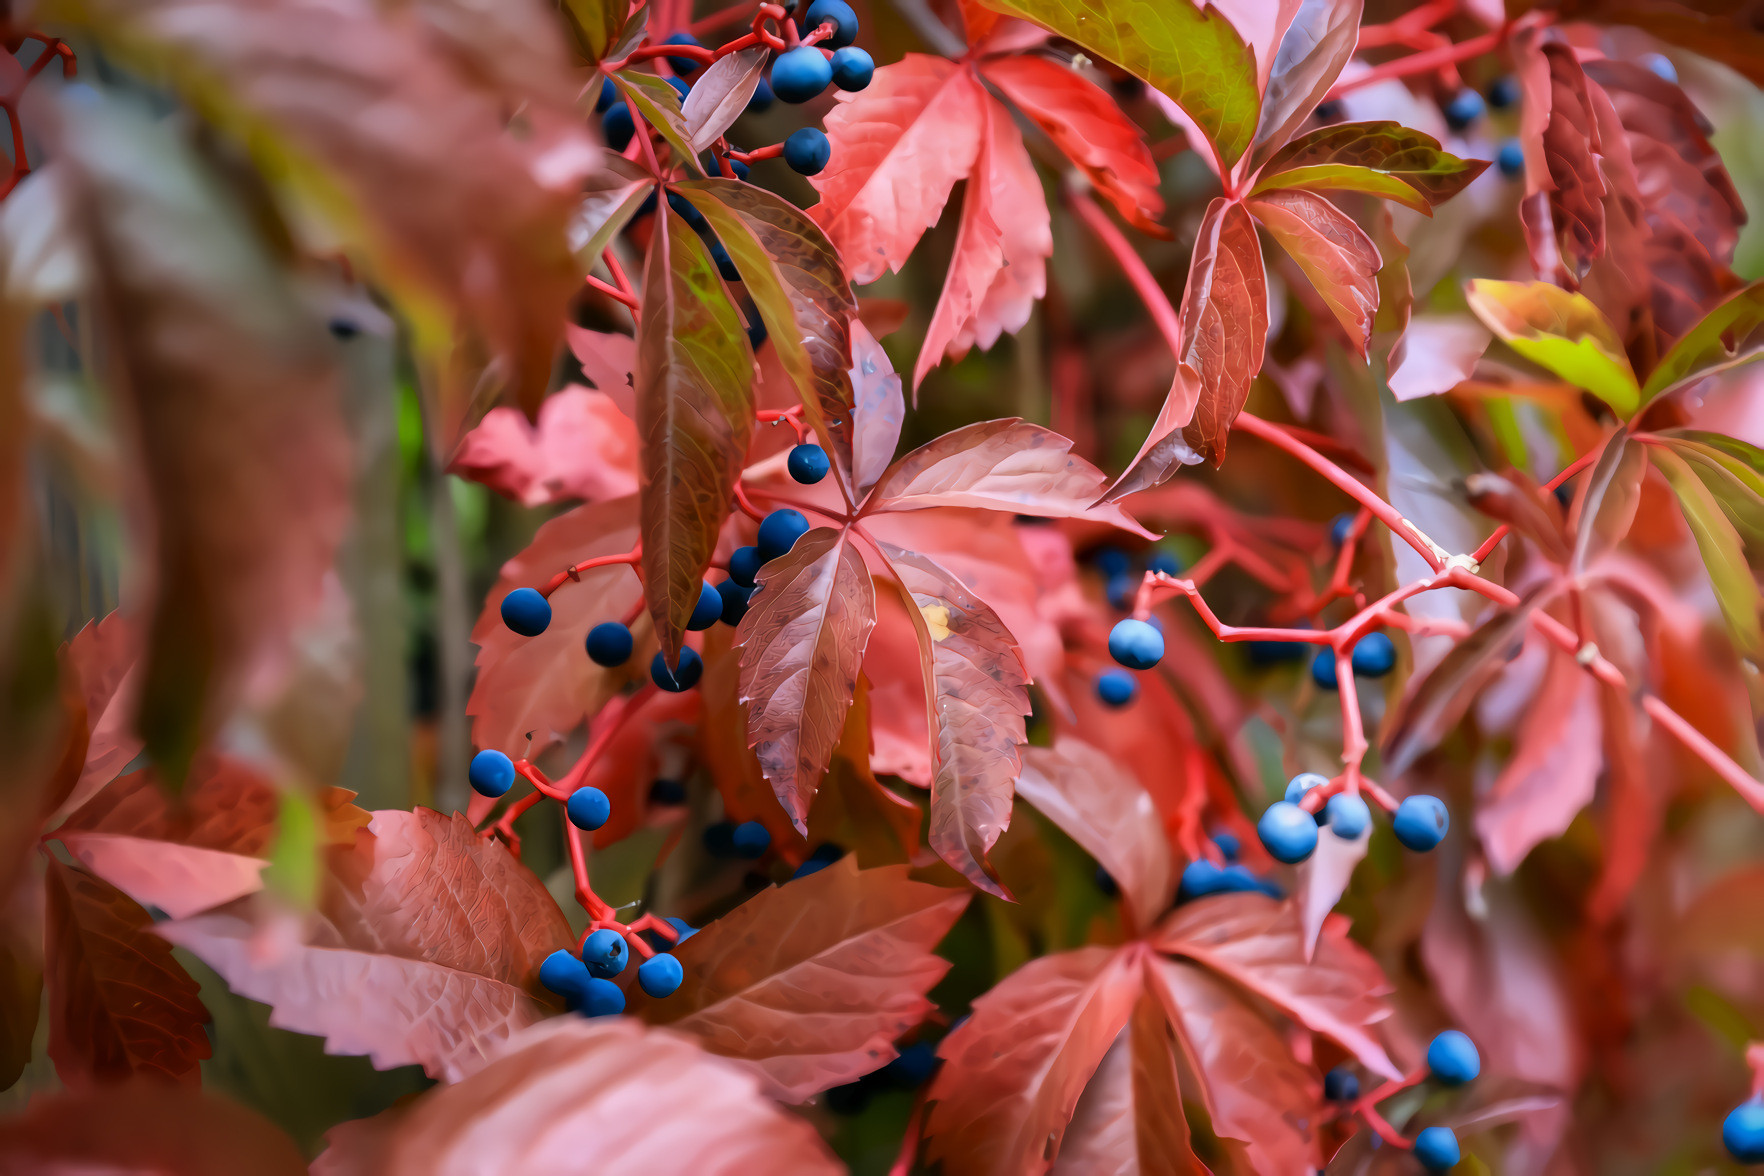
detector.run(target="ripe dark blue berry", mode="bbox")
[1285,772,1328,805]
[792,842,845,879]
[469,749,516,798]
[1487,74,1520,109]
[1497,138,1524,179]
[666,916,698,942]
[1095,669,1137,708]
[666,191,709,233]
[788,442,831,483]
[709,241,741,283]
[602,102,635,151]
[1426,1030,1480,1086]
[731,820,771,858]
[1109,618,1164,670]
[1212,829,1241,861]
[1178,859,1226,902]
[1094,865,1119,896]
[500,587,552,636]
[1324,1066,1360,1102]
[540,948,592,1001]
[1352,631,1397,677]
[830,46,873,91]
[1258,801,1319,864]
[1393,794,1449,851]
[567,786,612,831]
[757,509,810,560]
[704,152,750,180]
[1092,546,1131,578]
[747,317,768,350]
[717,579,753,625]
[1726,1100,1764,1163]
[1413,1126,1460,1172]
[586,621,633,667]
[579,975,625,1017]
[1330,512,1355,547]
[662,32,702,75]
[804,0,858,48]
[883,1040,938,1087]
[688,579,724,631]
[649,777,687,806]
[595,76,617,113]
[784,128,831,176]
[666,76,690,102]
[652,648,704,692]
[1147,550,1182,576]
[1443,88,1485,130]
[771,46,832,103]
[747,76,775,112]
[1106,573,1137,611]
[1325,793,1371,840]
[1311,648,1340,690]
[637,951,684,998]
[582,928,629,978]
[729,545,764,587]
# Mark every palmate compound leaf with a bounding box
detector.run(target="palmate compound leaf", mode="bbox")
[160,808,575,1081]
[1465,279,1640,414]
[44,858,211,1088]
[1247,187,1382,354]
[735,528,875,828]
[314,1018,845,1176]
[636,207,754,667]
[879,543,1031,898]
[628,857,968,1101]
[59,92,350,789]
[1251,121,1490,213]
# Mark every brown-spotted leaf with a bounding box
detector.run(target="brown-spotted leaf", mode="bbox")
[849,319,905,502]
[1177,199,1268,468]
[1015,740,1175,930]
[683,47,768,153]
[925,945,1142,1176]
[674,179,857,491]
[736,528,875,829]
[1252,121,1490,212]
[637,208,755,666]
[60,94,349,788]
[1515,36,1606,285]
[1251,0,1364,162]
[880,543,1030,898]
[630,858,966,1101]
[44,858,210,1087]
[1248,187,1382,354]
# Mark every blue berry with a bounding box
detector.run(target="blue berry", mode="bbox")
[729,545,764,587]
[1413,1126,1460,1172]
[1725,1100,1764,1163]
[1426,1030,1480,1086]
[804,0,858,48]
[709,241,740,282]
[1220,864,1283,897]
[666,916,698,942]
[688,579,724,631]
[1092,546,1132,578]
[500,587,552,636]
[1247,636,1307,665]
[1324,1066,1360,1102]
[1212,829,1241,861]
[757,509,810,560]
[539,948,591,999]
[1106,573,1137,611]
[1147,550,1182,576]
[732,820,771,858]
[747,76,775,112]
[1497,138,1524,179]
[1325,793,1372,840]
[1311,648,1340,690]
[649,778,687,806]
[666,76,691,102]
[771,46,832,104]
[662,32,702,75]
[703,820,740,857]
[1285,772,1329,805]
[567,786,612,831]
[1094,865,1119,896]
[603,102,634,151]
[1258,801,1320,864]
[784,128,831,176]
[651,648,704,692]
[883,1040,938,1087]
[1487,75,1520,109]
[595,76,617,113]
[579,975,625,1017]
[582,928,629,978]
[1178,859,1226,903]
[717,579,753,626]
[830,46,873,91]
[1443,88,1484,130]
[637,951,684,998]
[793,842,845,879]
[711,154,750,180]
[788,442,830,484]
[1330,512,1355,547]
[1640,52,1677,84]
[468,749,516,798]
[1095,669,1137,708]
[1314,98,1345,122]
[1352,632,1397,677]
[1109,618,1164,670]
[586,621,634,667]
[1393,794,1450,851]
[747,317,768,350]
[666,191,709,233]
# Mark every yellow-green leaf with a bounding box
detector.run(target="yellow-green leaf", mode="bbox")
[1655,445,1763,656]
[1643,280,1764,400]
[1465,279,1639,414]
[611,72,706,176]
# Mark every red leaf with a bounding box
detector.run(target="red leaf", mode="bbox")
[849,319,905,502]
[810,56,987,284]
[880,543,1030,897]
[447,386,637,508]
[0,1081,307,1175]
[316,1018,845,1176]
[1387,314,1491,400]
[57,611,143,819]
[565,325,638,417]
[925,945,1142,1176]
[1154,893,1401,1079]
[1295,820,1368,960]
[1515,36,1606,285]
[736,528,876,828]
[981,55,1165,234]
[629,858,967,1100]
[1251,0,1364,161]
[468,498,643,756]
[1247,187,1381,354]
[44,858,210,1087]
[1015,740,1175,930]
[914,91,1051,389]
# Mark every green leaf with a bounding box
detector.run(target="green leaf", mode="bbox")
[972,0,1259,168]
[569,156,656,268]
[674,179,858,495]
[1655,435,1764,559]
[635,207,755,665]
[1465,279,1639,414]
[1253,121,1489,211]
[611,72,706,176]
[1655,445,1763,656]
[558,0,628,63]
[1642,280,1764,400]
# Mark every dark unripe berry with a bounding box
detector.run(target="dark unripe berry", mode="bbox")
[602,102,635,151]
[729,545,764,587]
[716,579,753,625]
[1393,794,1450,851]
[1092,546,1131,578]
[468,750,516,798]
[662,32,703,75]
[586,621,634,667]
[1285,772,1328,805]
[804,0,858,48]
[788,442,831,483]
[1426,1030,1480,1086]
[688,580,724,631]
[567,786,612,831]
[1311,648,1340,690]
[1497,138,1524,179]
[732,820,771,858]
[582,928,629,978]
[595,77,618,113]
[648,777,687,806]
[1413,1126,1460,1172]
[1109,618,1164,670]
[782,127,830,176]
[1725,1100,1764,1163]
[1147,550,1182,576]
[1212,830,1241,861]
[1325,793,1372,840]
[500,587,552,636]
[1324,1066,1360,1102]
[830,46,874,91]
[1258,801,1319,864]
[757,509,810,560]
[651,648,704,692]
[1178,859,1226,903]
[747,76,775,112]
[1487,75,1520,109]
[539,948,591,1000]
[638,951,685,998]
[1443,88,1485,130]
[1352,631,1397,677]
[771,46,832,104]
[1095,669,1137,708]
[579,975,625,1017]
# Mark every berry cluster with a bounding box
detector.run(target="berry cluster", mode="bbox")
[1176,830,1283,902]
[1325,1029,1482,1170]
[537,926,685,1018]
[1257,771,1449,865]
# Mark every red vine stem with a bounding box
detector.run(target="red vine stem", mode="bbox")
[585,274,640,309]
[540,546,643,597]
[1067,190,1183,355]
[1329,14,1548,98]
